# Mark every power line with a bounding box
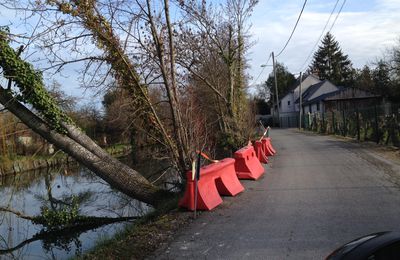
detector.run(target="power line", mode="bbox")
[276,0,308,58]
[250,53,272,86]
[250,66,266,86]
[298,0,341,71]
[328,0,347,33]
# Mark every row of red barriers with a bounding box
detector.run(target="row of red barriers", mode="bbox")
[179,137,276,211]
[234,145,264,180]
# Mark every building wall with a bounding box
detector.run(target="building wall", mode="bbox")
[308,81,338,101]
[302,101,326,114]
[280,74,321,113]
[280,93,295,113]
[300,81,339,114]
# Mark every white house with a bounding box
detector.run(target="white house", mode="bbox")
[279,74,321,114]
[295,80,340,114]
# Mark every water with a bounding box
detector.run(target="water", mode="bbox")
[0,164,152,259]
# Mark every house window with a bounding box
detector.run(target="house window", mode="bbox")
[288,101,291,106]
[317,102,320,111]
[309,104,312,112]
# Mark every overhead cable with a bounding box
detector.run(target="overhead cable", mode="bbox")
[250,53,272,86]
[328,0,347,33]
[276,0,308,57]
[298,0,341,71]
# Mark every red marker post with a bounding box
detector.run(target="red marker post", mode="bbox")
[194,151,201,218]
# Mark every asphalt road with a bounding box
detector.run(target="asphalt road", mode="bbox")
[154,129,400,259]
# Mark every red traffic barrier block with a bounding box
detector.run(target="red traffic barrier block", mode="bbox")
[253,140,268,164]
[234,145,265,180]
[261,138,275,156]
[263,137,276,155]
[179,158,244,211]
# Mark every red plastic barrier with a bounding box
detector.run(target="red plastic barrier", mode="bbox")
[263,137,276,154]
[234,145,265,180]
[179,158,244,211]
[261,138,275,156]
[252,140,268,164]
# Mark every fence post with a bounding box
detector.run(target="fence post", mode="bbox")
[356,107,360,141]
[374,104,379,144]
[342,110,346,136]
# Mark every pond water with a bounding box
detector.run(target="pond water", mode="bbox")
[0,162,155,259]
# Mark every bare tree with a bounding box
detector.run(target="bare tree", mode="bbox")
[0,0,258,205]
[175,0,257,148]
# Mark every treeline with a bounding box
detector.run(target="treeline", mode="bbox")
[256,32,400,106]
[0,0,259,205]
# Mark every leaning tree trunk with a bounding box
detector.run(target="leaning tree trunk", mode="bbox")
[0,31,172,207]
[0,87,171,207]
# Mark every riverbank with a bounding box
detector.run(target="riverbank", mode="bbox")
[0,144,131,176]
[0,154,76,176]
[77,200,194,260]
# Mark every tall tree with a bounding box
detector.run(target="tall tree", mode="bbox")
[372,60,391,97]
[0,31,170,206]
[175,0,258,150]
[309,32,355,86]
[386,39,400,102]
[354,65,375,91]
[0,0,257,206]
[265,62,296,103]
[0,0,190,207]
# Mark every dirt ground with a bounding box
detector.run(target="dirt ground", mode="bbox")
[359,142,400,163]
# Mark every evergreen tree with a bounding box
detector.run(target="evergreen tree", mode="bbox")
[266,62,296,103]
[388,40,400,101]
[372,60,391,96]
[373,59,400,102]
[309,32,355,86]
[354,65,375,91]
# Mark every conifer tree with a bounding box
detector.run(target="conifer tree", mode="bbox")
[309,32,355,86]
[354,65,375,91]
[266,62,296,101]
[372,60,391,95]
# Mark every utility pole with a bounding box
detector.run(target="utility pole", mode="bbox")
[272,52,280,127]
[299,72,303,130]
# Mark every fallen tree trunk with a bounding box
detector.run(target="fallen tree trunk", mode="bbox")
[0,32,173,207]
[0,87,172,207]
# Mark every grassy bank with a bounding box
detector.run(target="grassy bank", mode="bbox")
[76,198,194,260]
[0,153,75,176]
[0,144,131,176]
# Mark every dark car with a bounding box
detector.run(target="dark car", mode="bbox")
[327,231,400,260]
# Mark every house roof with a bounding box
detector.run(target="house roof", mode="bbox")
[324,87,381,101]
[290,74,320,91]
[294,79,341,105]
[303,89,343,105]
[301,80,325,102]
[280,74,321,101]
[294,80,327,102]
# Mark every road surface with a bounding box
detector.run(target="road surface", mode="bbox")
[154,129,400,259]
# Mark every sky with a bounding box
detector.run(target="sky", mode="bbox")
[248,0,400,90]
[1,0,400,104]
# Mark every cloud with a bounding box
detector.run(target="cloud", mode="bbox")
[248,0,400,86]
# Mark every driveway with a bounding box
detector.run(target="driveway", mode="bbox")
[153,129,400,259]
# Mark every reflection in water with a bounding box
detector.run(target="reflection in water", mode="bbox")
[0,164,153,259]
